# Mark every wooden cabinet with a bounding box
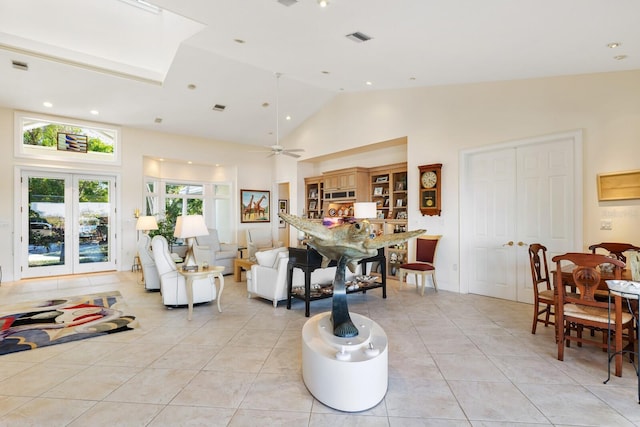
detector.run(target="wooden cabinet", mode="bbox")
[323,167,368,193]
[304,176,323,219]
[322,167,370,216]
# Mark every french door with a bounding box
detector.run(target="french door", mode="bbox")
[460,131,582,302]
[21,171,117,278]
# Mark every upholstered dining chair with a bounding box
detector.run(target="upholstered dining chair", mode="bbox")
[588,242,640,264]
[528,243,555,334]
[552,252,634,377]
[398,235,441,295]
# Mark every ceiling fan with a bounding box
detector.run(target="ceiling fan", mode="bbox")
[255,73,305,158]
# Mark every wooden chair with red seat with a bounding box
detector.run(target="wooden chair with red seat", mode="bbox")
[589,242,640,264]
[552,252,634,377]
[528,243,555,334]
[398,235,441,295]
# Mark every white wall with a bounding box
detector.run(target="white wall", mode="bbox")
[282,70,640,293]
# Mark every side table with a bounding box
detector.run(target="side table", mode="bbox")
[234,258,255,282]
[178,266,225,320]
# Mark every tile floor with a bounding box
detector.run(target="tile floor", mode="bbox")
[0,271,638,426]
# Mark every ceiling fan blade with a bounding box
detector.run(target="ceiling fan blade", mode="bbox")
[283,151,301,158]
[284,148,305,152]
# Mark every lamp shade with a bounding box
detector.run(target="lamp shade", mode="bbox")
[135,215,158,231]
[353,202,377,219]
[174,215,209,238]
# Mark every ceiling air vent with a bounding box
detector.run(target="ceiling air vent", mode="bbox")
[277,0,298,6]
[212,104,226,112]
[345,32,372,43]
[12,60,28,71]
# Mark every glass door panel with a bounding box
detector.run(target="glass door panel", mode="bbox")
[74,176,116,273]
[24,174,71,277]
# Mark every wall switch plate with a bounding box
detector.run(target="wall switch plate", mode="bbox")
[600,219,612,230]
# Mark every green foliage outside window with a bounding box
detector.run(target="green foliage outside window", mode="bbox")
[23,123,114,153]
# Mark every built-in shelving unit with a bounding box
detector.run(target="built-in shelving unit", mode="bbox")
[302,162,408,279]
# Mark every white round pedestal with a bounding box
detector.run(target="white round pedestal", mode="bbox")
[302,312,388,412]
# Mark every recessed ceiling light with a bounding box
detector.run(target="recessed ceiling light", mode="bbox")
[212,104,226,112]
[318,0,328,7]
[90,110,99,115]
[286,115,291,120]
[43,101,53,108]
[607,42,622,49]
[262,102,270,108]
[321,70,330,74]
[188,161,193,164]
[613,54,628,60]
[234,39,246,44]
[409,77,416,81]
[154,117,163,124]
[365,81,373,86]
[187,84,196,90]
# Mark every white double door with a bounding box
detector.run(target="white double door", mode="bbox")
[461,131,582,302]
[20,170,117,279]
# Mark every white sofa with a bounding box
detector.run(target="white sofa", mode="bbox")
[246,247,365,308]
[193,228,237,275]
[151,235,217,307]
[137,233,160,290]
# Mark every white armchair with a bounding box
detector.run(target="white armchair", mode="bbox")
[247,247,289,307]
[246,228,282,260]
[151,235,217,307]
[137,233,160,290]
[193,229,237,275]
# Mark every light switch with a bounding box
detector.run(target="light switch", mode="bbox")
[600,219,612,230]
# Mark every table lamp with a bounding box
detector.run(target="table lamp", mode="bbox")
[135,216,158,234]
[174,215,209,271]
[354,202,377,238]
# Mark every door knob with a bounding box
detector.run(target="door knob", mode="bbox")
[503,241,514,246]
[517,241,527,247]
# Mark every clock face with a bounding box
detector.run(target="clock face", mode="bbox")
[421,171,437,188]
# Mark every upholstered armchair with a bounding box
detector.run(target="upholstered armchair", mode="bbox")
[137,233,160,290]
[193,229,237,275]
[151,235,217,307]
[246,228,282,260]
[246,247,290,307]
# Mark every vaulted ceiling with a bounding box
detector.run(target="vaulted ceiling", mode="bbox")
[1,0,638,150]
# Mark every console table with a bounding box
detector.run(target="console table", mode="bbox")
[286,246,386,317]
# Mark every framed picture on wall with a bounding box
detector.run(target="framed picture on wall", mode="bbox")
[241,189,270,223]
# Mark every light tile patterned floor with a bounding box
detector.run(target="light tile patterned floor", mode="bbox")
[0,272,638,426]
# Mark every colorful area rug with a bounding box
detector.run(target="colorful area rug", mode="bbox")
[0,291,137,356]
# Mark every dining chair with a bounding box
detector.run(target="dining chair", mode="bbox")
[528,243,555,334]
[398,235,441,295]
[552,252,634,377]
[588,242,640,264]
